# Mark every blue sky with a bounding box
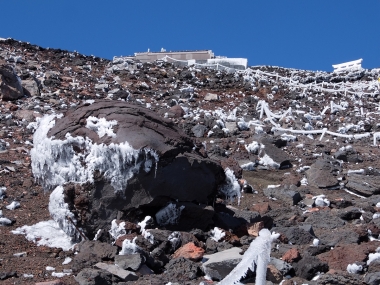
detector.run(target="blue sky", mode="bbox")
[1,1,379,71]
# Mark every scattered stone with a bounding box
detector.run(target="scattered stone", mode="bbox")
[115,254,144,271]
[94,262,138,281]
[74,268,112,285]
[282,248,301,263]
[202,247,242,281]
[172,242,204,261]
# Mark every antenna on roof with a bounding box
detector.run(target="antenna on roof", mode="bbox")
[148,48,150,52]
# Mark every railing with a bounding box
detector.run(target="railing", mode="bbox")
[332,59,363,73]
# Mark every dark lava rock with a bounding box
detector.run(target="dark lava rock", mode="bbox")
[43,101,225,238]
[306,158,341,188]
[317,272,366,285]
[293,255,328,280]
[71,240,118,273]
[263,184,301,206]
[272,226,315,245]
[345,174,380,197]
[74,268,112,285]
[304,211,345,230]
[364,272,380,285]
[0,61,24,101]
[317,228,360,247]
[259,142,292,169]
[115,254,145,271]
[334,148,363,163]
[163,257,202,281]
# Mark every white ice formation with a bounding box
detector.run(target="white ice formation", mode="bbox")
[85,116,117,138]
[31,114,159,192]
[219,168,241,204]
[218,229,280,285]
[48,186,82,241]
[210,227,225,242]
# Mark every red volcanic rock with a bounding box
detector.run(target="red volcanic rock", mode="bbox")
[317,242,380,271]
[282,248,301,263]
[172,242,205,261]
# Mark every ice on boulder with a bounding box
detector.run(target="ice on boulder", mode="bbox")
[85,116,117,138]
[49,186,81,241]
[219,168,241,204]
[31,114,159,192]
[109,219,126,240]
[210,227,225,242]
[119,237,141,255]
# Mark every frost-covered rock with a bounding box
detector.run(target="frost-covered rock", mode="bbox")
[31,101,225,239]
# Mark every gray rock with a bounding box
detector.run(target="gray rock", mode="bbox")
[21,78,40,97]
[225,122,238,133]
[317,272,366,285]
[202,247,243,281]
[269,257,293,276]
[334,148,363,163]
[304,211,345,229]
[0,62,24,101]
[337,207,362,220]
[164,257,201,281]
[74,268,112,285]
[230,208,261,223]
[364,272,380,285]
[259,143,292,169]
[95,262,138,281]
[317,229,359,247]
[345,174,380,197]
[115,254,144,271]
[192,124,207,137]
[272,226,315,245]
[71,241,118,273]
[263,184,301,206]
[293,255,328,280]
[306,159,340,188]
[204,93,219,101]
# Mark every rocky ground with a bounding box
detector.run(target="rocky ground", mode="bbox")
[0,38,380,285]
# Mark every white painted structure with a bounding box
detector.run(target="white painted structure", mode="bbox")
[332,58,363,73]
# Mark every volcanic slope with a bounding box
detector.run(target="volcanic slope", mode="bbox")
[0,38,380,284]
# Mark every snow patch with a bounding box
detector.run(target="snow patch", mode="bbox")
[11,220,75,251]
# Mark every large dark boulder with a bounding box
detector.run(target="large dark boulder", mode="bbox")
[32,101,225,239]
